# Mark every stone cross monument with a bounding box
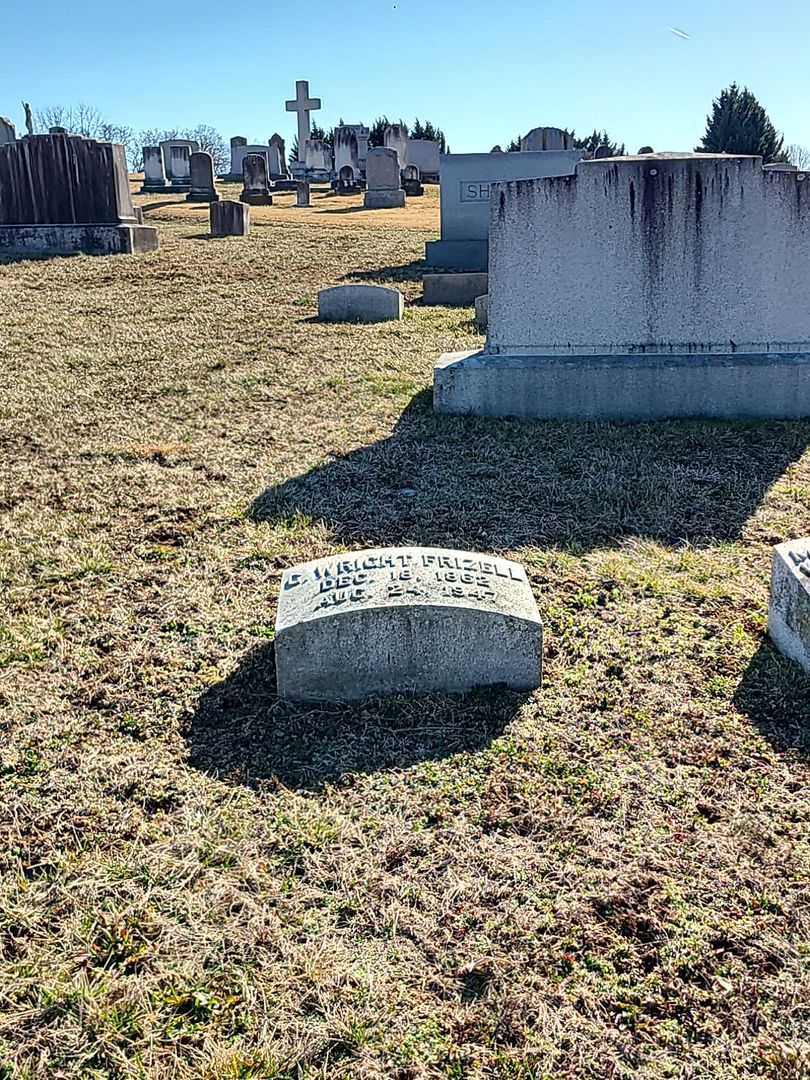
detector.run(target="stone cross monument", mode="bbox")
[285,80,321,165]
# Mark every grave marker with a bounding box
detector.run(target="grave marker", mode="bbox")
[769,538,810,674]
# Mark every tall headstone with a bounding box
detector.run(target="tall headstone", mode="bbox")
[160,138,199,180]
[363,147,405,209]
[520,127,574,151]
[0,133,159,257]
[187,151,219,202]
[383,124,409,170]
[274,547,542,701]
[269,133,287,178]
[0,117,16,144]
[769,538,810,674]
[210,199,250,237]
[141,145,168,192]
[435,154,810,420]
[285,79,321,166]
[334,126,360,179]
[240,153,273,205]
[229,136,248,176]
[170,145,192,189]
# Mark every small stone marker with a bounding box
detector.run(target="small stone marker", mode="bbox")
[474,293,489,332]
[769,538,810,674]
[295,181,311,207]
[402,164,424,196]
[187,151,219,202]
[423,272,489,307]
[210,199,250,236]
[318,284,403,323]
[240,153,273,205]
[275,546,542,702]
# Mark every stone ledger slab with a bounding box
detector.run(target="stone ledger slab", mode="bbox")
[275,546,542,702]
[318,284,403,323]
[769,538,810,674]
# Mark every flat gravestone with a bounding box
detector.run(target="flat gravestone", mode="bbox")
[769,538,810,673]
[275,546,542,702]
[319,284,403,323]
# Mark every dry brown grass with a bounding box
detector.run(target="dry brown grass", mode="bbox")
[0,195,809,1079]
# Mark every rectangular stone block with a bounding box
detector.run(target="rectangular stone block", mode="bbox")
[423,273,489,307]
[424,239,488,271]
[0,223,158,257]
[433,350,810,420]
[769,538,810,674]
[318,284,403,323]
[363,188,405,209]
[275,546,542,702]
[210,200,250,236]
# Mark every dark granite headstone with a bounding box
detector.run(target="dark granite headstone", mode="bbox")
[187,151,219,202]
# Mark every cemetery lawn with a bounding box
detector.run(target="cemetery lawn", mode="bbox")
[1,182,810,1080]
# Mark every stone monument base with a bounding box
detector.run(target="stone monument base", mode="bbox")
[364,189,405,209]
[139,183,176,195]
[425,239,488,271]
[240,193,273,206]
[272,179,299,191]
[434,350,810,420]
[186,190,219,202]
[0,223,160,258]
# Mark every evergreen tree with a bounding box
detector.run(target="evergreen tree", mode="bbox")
[572,129,625,156]
[697,83,788,163]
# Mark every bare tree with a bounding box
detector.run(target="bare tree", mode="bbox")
[786,143,810,169]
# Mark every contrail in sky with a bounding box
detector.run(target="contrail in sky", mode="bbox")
[669,27,691,39]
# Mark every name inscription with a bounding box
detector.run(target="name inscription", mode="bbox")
[459,181,491,203]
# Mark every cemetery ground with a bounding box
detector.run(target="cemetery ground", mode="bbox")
[1,179,809,1080]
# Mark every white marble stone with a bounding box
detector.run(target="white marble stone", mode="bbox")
[285,80,321,164]
[169,145,191,187]
[769,538,810,674]
[407,138,440,178]
[141,145,166,191]
[318,284,403,323]
[160,139,199,179]
[384,124,409,169]
[275,546,542,701]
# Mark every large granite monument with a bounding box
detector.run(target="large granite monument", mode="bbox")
[0,133,158,257]
[425,147,583,270]
[435,154,810,420]
[275,546,542,701]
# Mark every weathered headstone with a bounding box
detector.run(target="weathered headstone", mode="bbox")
[638,145,654,155]
[769,538,810,674]
[275,546,542,701]
[363,147,405,209]
[229,136,248,177]
[160,138,199,180]
[210,199,250,236]
[407,139,440,181]
[425,147,584,270]
[474,294,489,332]
[336,164,360,195]
[384,123,409,169]
[285,79,321,167]
[295,181,311,207]
[303,138,332,178]
[170,145,192,189]
[402,164,424,196]
[240,153,273,205]
[187,151,219,202]
[318,284,403,323]
[269,133,287,177]
[520,127,574,151]
[0,133,159,257]
[435,154,810,420]
[334,126,360,179]
[141,145,168,193]
[593,144,612,159]
[0,117,16,144]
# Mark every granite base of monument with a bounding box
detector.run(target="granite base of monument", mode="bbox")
[0,223,159,258]
[425,239,488,271]
[240,192,273,206]
[423,273,489,307]
[364,189,405,210]
[434,351,810,420]
[769,538,810,674]
[139,183,176,195]
[275,546,542,702]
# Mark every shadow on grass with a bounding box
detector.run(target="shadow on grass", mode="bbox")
[339,258,427,285]
[734,640,810,759]
[187,641,526,791]
[248,390,810,551]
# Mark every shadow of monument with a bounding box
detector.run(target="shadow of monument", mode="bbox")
[186,641,527,791]
[249,391,810,551]
[734,641,810,760]
[339,258,427,286]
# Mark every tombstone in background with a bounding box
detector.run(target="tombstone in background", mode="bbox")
[240,153,273,205]
[407,139,440,182]
[303,138,332,180]
[363,147,405,209]
[187,151,219,202]
[229,136,248,177]
[295,181,311,207]
[769,538,810,674]
[210,199,250,236]
[336,165,361,195]
[269,133,287,176]
[286,79,322,170]
[384,124,409,169]
[594,144,612,159]
[0,117,16,144]
[520,126,574,151]
[274,547,542,702]
[354,126,370,171]
[0,132,159,257]
[490,145,504,153]
[334,126,360,179]
[425,147,584,270]
[160,138,199,180]
[435,154,810,420]
[141,145,170,193]
[402,164,424,196]
[318,284,403,323]
[169,145,192,189]
[638,145,654,154]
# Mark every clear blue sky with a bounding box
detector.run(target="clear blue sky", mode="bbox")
[2,0,808,154]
